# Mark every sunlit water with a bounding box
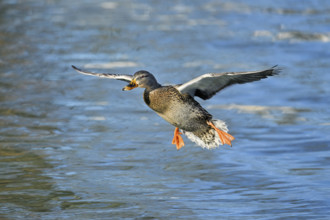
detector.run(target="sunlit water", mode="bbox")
[1,0,330,219]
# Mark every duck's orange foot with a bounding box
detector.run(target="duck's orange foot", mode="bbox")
[172,127,185,150]
[207,121,235,147]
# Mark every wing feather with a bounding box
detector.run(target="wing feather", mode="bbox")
[72,65,133,82]
[177,66,280,100]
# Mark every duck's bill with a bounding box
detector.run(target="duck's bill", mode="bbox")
[122,80,138,91]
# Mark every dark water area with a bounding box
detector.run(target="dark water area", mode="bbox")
[1,0,330,219]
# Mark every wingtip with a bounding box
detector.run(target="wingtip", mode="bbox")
[72,65,79,70]
[271,65,282,75]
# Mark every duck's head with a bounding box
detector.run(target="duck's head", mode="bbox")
[122,70,160,91]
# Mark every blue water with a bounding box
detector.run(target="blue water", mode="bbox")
[1,0,329,219]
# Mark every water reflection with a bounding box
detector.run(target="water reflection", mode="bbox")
[0,146,75,212]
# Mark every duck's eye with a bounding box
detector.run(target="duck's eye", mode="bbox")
[137,75,147,80]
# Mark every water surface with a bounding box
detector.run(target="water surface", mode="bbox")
[1,0,329,219]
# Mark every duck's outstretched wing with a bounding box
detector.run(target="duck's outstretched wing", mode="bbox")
[177,66,280,100]
[72,65,133,82]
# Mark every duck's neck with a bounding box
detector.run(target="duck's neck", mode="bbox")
[143,83,159,104]
[146,82,162,91]
[143,89,151,106]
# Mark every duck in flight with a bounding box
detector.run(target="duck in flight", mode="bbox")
[72,65,280,150]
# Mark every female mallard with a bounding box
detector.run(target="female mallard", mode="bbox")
[72,65,279,150]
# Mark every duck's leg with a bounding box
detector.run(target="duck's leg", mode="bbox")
[172,127,185,150]
[207,121,235,147]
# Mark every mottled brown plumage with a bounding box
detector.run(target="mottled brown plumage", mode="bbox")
[144,86,211,131]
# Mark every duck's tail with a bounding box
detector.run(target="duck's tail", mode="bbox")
[182,119,234,149]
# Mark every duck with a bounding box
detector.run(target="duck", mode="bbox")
[72,65,280,150]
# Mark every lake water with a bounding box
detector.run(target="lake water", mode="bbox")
[1,0,329,219]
